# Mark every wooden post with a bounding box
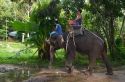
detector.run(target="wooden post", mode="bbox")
[22,33,25,42]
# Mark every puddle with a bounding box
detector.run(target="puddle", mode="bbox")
[0,65,40,82]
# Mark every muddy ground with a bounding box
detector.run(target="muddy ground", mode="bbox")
[24,68,125,82]
[0,64,125,82]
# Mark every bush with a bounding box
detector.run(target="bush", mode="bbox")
[115,36,122,47]
[0,29,6,40]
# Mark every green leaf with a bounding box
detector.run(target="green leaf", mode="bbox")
[11,21,39,32]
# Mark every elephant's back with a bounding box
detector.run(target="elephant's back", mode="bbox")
[83,29,104,43]
[75,29,104,52]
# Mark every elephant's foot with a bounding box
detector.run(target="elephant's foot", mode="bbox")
[48,65,52,69]
[81,70,92,79]
[106,68,113,75]
[48,63,53,69]
[105,72,113,75]
[66,66,74,74]
[81,69,93,76]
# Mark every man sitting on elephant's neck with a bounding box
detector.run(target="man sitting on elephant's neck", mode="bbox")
[49,19,64,48]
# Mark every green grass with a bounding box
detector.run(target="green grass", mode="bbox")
[0,41,89,68]
[0,41,66,68]
[0,41,25,57]
[0,41,39,65]
[1,41,125,68]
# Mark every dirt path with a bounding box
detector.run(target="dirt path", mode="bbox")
[0,64,125,82]
[24,69,125,82]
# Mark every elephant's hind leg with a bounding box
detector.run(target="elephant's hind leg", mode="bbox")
[101,50,113,75]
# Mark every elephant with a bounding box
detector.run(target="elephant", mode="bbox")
[48,29,113,75]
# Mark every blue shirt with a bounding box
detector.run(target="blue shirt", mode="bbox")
[55,24,63,35]
[50,24,63,37]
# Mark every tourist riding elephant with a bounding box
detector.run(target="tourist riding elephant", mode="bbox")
[48,29,113,75]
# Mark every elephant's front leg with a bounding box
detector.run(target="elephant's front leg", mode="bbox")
[49,45,55,69]
[86,54,97,75]
[65,51,76,74]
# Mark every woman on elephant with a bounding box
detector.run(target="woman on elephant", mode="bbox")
[75,9,82,28]
[68,9,83,35]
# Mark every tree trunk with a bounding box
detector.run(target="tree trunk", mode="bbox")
[120,16,125,47]
[108,16,115,60]
[120,16,125,36]
[42,41,50,60]
[122,34,125,47]
[38,41,51,60]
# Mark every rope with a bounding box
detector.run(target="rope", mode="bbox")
[72,31,76,47]
[66,31,76,51]
[66,33,70,51]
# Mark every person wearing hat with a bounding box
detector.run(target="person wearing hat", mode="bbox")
[49,19,64,47]
[50,20,63,37]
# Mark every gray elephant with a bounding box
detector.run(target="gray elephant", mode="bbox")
[48,29,113,75]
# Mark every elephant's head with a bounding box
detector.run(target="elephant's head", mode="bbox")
[49,35,64,49]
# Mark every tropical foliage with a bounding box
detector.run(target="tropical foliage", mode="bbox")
[0,0,125,61]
